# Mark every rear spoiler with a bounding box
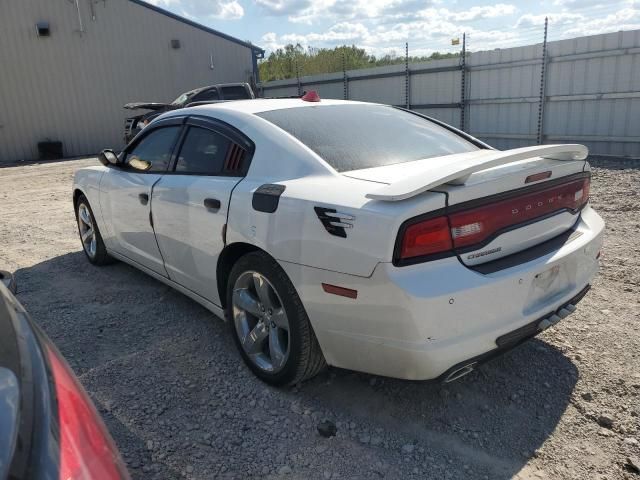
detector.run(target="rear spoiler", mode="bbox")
[365,144,588,202]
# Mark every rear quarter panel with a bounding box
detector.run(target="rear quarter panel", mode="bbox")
[226,175,447,277]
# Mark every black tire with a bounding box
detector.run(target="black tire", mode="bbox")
[227,251,326,386]
[75,194,113,266]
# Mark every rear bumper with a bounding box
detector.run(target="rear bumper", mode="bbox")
[281,205,604,381]
[438,284,590,382]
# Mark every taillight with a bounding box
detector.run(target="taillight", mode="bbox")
[46,345,130,480]
[400,216,452,259]
[396,175,590,263]
[449,177,589,249]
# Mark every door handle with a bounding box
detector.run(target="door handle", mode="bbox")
[138,193,149,205]
[204,198,221,211]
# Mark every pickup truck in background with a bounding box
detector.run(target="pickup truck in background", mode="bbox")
[123,82,255,144]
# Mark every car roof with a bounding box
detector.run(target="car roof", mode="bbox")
[183,98,373,116]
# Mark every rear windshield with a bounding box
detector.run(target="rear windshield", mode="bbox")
[221,85,250,100]
[257,104,478,172]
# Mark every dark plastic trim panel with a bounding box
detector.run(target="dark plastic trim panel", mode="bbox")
[253,184,286,213]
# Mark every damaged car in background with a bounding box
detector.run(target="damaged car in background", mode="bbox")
[123,82,254,143]
[74,94,604,387]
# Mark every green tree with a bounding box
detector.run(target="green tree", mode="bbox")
[259,44,460,82]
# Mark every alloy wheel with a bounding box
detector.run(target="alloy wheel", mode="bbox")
[232,271,290,373]
[77,203,97,259]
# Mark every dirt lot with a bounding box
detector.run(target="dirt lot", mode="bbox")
[0,159,638,480]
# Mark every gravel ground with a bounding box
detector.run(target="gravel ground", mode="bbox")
[0,159,638,480]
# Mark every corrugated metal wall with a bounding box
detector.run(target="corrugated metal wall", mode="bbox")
[0,0,256,163]
[260,30,640,159]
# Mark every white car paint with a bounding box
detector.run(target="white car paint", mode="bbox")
[151,174,240,302]
[361,144,588,201]
[280,206,602,380]
[100,170,167,275]
[73,98,604,381]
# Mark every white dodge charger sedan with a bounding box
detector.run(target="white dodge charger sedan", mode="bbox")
[73,95,604,386]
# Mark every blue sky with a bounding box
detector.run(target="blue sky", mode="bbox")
[147,0,640,56]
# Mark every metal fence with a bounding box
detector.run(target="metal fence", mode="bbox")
[258,27,640,161]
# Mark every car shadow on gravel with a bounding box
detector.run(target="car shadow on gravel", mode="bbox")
[15,251,579,480]
[299,337,579,478]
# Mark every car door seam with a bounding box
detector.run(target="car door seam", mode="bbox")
[224,175,246,245]
[149,175,170,277]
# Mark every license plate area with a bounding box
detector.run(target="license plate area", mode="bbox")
[497,284,590,349]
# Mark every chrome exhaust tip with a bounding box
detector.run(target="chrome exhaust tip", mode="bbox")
[444,362,477,383]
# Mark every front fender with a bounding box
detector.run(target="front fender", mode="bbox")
[72,166,108,241]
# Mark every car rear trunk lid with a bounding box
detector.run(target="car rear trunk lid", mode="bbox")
[443,170,589,267]
[346,145,589,267]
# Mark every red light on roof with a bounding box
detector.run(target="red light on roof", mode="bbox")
[301,90,320,102]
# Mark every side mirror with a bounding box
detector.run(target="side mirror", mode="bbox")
[99,149,119,166]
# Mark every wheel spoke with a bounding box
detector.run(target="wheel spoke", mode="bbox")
[252,273,273,310]
[81,228,93,243]
[269,328,286,370]
[233,288,261,317]
[271,308,288,330]
[232,270,291,374]
[243,322,268,354]
[79,207,91,226]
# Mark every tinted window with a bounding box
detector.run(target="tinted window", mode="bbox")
[175,127,230,175]
[220,85,250,100]
[257,105,478,172]
[126,126,180,172]
[191,89,219,103]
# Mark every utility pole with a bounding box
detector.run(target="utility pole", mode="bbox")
[460,32,466,131]
[405,42,410,109]
[342,49,348,100]
[295,57,302,96]
[536,17,549,145]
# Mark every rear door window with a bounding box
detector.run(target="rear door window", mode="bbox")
[257,104,478,172]
[220,86,250,100]
[175,127,230,175]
